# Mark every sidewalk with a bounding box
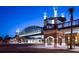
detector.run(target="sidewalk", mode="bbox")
[69,46,79,52]
[30,45,67,49]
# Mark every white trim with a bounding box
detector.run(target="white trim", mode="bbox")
[45,36,54,46]
[45,36,54,41]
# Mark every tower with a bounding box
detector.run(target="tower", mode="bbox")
[15,28,20,35]
[53,7,57,17]
[44,12,47,20]
[44,7,66,47]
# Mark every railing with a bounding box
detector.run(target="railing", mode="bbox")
[44,19,79,30]
[58,19,79,29]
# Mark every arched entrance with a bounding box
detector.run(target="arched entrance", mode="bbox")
[45,36,67,48]
[45,36,54,46]
[47,37,52,45]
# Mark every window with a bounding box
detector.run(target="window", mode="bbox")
[39,40,41,42]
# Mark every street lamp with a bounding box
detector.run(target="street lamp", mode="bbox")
[68,8,74,49]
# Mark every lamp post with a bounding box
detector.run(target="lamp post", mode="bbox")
[68,8,74,49]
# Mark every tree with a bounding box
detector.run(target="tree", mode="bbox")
[0,36,3,44]
[68,8,74,49]
[4,35,11,44]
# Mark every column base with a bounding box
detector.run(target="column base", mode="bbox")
[45,43,47,46]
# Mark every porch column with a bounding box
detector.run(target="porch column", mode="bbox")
[45,39,47,46]
[62,38,67,47]
[57,38,60,47]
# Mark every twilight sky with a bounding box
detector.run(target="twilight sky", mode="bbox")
[0,6,79,37]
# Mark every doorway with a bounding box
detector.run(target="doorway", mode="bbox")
[45,36,54,45]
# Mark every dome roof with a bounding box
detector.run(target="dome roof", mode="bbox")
[19,26,43,35]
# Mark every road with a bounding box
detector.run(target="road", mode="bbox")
[0,46,79,53]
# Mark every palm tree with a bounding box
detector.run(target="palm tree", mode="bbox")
[68,8,74,49]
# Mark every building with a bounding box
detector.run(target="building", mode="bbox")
[14,26,44,44]
[43,8,66,47]
[43,7,79,47]
[9,7,79,48]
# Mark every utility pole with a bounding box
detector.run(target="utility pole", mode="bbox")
[68,8,74,49]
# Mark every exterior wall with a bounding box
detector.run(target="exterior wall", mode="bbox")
[44,30,58,39]
[44,30,64,40]
[9,39,18,44]
[60,27,79,34]
[44,29,65,47]
[77,33,79,40]
[59,27,79,45]
[9,37,43,44]
[0,40,2,44]
[76,33,79,44]
[25,39,43,44]
[65,33,77,45]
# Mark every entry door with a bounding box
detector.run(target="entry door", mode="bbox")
[47,38,52,45]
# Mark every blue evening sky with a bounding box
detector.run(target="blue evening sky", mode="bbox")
[0,6,79,37]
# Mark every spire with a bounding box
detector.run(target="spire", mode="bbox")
[61,13,65,17]
[16,28,20,35]
[53,7,57,17]
[44,12,47,20]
